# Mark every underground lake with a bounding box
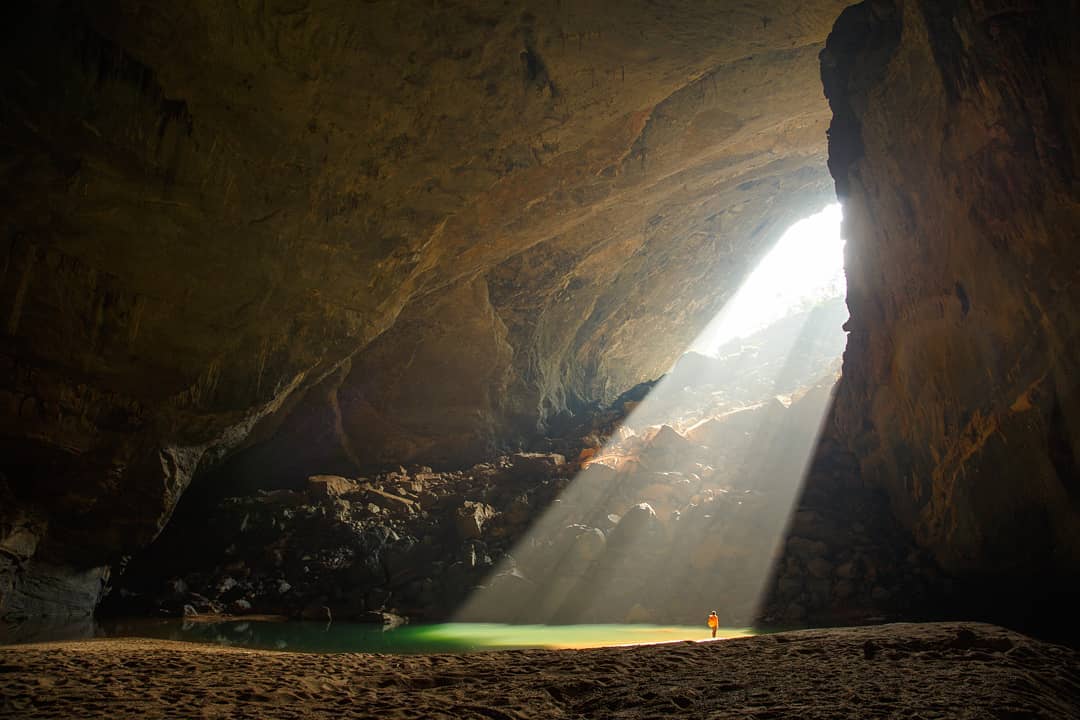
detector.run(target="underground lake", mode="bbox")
[0,619,753,654]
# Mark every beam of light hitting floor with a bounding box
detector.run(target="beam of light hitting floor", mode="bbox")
[415,624,754,651]
[456,204,846,635]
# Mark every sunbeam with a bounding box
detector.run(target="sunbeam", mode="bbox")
[456,204,848,632]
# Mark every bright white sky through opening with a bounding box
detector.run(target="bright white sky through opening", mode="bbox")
[690,203,845,356]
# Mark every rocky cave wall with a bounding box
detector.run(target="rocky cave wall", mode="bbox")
[0,0,846,617]
[822,0,1080,604]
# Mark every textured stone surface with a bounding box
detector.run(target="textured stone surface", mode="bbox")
[822,1,1080,584]
[0,0,844,615]
[304,475,359,499]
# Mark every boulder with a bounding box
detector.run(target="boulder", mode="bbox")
[782,602,807,622]
[833,580,855,600]
[871,586,892,603]
[503,495,532,526]
[786,536,829,561]
[555,525,607,570]
[299,603,333,622]
[834,560,857,579]
[686,406,763,446]
[777,576,804,597]
[455,501,497,540]
[608,503,659,548]
[230,598,252,613]
[256,489,307,507]
[306,475,361,500]
[807,557,833,579]
[358,482,418,514]
[0,526,40,559]
[509,453,566,477]
[466,569,535,623]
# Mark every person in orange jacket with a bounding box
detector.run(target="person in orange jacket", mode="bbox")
[707,610,719,638]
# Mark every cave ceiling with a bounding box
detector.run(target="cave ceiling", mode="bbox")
[0,0,845,573]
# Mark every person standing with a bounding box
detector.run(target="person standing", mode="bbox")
[707,610,719,638]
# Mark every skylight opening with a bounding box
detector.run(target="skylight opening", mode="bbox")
[690,203,845,356]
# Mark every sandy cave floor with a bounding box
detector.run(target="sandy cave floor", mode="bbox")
[2,622,1079,719]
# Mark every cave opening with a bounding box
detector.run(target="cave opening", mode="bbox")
[454,203,849,629]
[690,203,845,357]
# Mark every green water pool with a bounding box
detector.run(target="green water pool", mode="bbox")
[104,620,756,653]
[3,619,755,654]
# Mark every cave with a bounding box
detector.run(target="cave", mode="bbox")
[2,0,1079,716]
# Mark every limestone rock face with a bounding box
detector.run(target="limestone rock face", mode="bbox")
[822,2,1080,581]
[1,0,847,615]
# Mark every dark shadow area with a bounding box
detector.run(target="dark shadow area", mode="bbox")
[754,432,946,630]
[759,428,1080,650]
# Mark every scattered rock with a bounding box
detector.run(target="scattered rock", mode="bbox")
[807,557,833,579]
[110,387,937,629]
[608,503,658,548]
[509,453,566,476]
[306,475,360,499]
[300,604,333,622]
[786,536,828,560]
[456,501,497,540]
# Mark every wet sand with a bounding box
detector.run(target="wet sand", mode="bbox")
[2,622,1078,718]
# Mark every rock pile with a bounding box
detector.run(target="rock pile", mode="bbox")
[107,302,935,629]
[109,393,939,629]
[105,454,572,623]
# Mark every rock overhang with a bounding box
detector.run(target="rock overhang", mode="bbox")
[1,0,848,615]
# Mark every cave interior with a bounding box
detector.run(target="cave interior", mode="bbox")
[1,0,1079,655]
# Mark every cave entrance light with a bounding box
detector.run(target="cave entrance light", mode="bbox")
[455,203,848,634]
[690,203,845,356]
